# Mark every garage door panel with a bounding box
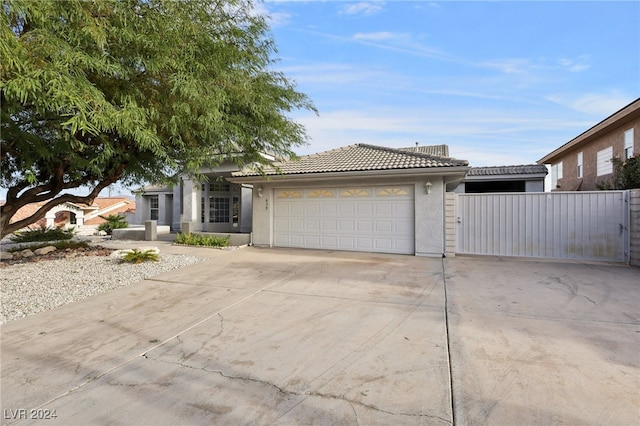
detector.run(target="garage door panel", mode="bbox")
[339,221,355,231]
[394,219,413,234]
[375,221,393,232]
[322,220,337,231]
[305,235,321,246]
[305,219,320,231]
[395,201,414,216]
[355,238,374,250]
[289,219,305,232]
[321,235,337,247]
[357,203,374,215]
[274,185,414,255]
[322,204,338,215]
[375,204,394,215]
[338,237,355,249]
[356,221,373,232]
[339,204,355,215]
[393,238,414,253]
[374,239,393,250]
[306,203,321,215]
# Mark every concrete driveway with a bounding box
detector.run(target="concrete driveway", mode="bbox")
[1,247,638,425]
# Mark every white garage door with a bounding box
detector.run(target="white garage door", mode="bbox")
[274,185,414,254]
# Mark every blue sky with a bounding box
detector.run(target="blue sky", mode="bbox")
[259,0,640,166]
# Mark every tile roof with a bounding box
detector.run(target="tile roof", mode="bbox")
[467,165,548,176]
[399,144,449,157]
[1,197,135,226]
[233,143,468,177]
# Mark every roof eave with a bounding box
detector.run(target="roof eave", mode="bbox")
[465,173,548,182]
[228,166,470,184]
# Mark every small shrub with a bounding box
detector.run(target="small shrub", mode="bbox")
[7,240,90,253]
[96,214,128,235]
[122,249,159,263]
[612,154,640,189]
[10,225,75,243]
[175,232,230,247]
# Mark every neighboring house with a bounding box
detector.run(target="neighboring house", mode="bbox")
[228,143,469,256]
[454,165,548,193]
[538,98,640,191]
[134,159,253,233]
[1,197,135,231]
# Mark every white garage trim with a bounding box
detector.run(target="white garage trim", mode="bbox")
[273,185,415,254]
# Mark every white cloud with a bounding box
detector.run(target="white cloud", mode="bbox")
[546,92,635,116]
[253,2,291,27]
[481,58,532,74]
[558,55,591,72]
[277,62,400,86]
[353,31,396,41]
[291,105,589,167]
[341,2,384,16]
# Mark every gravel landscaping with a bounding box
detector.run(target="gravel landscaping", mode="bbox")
[0,251,206,324]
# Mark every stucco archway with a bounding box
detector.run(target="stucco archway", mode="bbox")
[45,203,85,228]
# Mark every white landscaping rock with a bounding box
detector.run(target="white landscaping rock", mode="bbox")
[0,253,207,323]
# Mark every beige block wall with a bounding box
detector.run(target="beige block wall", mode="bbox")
[444,192,456,257]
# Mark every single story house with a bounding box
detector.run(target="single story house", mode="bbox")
[538,98,639,191]
[454,165,548,193]
[1,197,135,231]
[228,144,469,256]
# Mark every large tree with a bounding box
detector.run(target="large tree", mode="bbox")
[0,0,315,238]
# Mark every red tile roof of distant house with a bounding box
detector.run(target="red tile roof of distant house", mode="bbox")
[0,197,135,227]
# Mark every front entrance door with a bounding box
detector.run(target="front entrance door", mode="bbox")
[205,181,240,232]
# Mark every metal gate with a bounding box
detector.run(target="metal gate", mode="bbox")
[456,191,629,262]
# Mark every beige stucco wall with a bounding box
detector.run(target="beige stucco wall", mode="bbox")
[249,174,452,257]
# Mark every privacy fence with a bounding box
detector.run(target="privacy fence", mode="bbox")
[448,190,639,265]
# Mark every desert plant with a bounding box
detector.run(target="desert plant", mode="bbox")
[175,233,230,247]
[10,225,75,243]
[7,240,89,253]
[122,249,159,264]
[96,215,128,235]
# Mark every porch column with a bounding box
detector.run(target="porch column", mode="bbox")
[172,182,182,231]
[181,178,202,232]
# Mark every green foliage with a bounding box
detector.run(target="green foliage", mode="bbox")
[0,0,316,238]
[96,214,128,235]
[175,232,230,248]
[7,240,89,253]
[9,225,75,243]
[122,249,160,264]
[612,154,640,189]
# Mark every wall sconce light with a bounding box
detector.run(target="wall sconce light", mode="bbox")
[425,180,432,195]
[257,186,263,197]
